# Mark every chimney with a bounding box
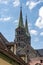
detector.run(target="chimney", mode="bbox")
[14,44,16,55]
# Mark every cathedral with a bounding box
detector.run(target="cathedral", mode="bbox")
[0,7,43,65]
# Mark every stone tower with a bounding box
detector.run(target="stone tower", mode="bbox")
[15,7,31,48]
[15,7,31,63]
[14,7,39,63]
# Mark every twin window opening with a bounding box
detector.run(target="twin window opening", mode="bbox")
[17,30,24,35]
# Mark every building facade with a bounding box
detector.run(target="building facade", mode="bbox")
[0,34,27,65]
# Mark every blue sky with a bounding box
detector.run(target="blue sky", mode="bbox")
[0,0,43,49]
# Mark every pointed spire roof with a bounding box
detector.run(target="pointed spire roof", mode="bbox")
[18,6,24,27]
[25,16,29,33]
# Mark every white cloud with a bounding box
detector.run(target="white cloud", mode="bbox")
[26,0,43,10]
[15,20,18,23]
[39,7,43,18]
[13,0,20,7]
[13,19,18,23]
[40,32,43,36]
[30,29,38,35]
[0,0,9,4]
[0,17,11,22]
[35,6,43,29]
[26,1,29,6]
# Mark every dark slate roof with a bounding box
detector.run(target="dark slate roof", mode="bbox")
[17,44,39,57]
[36,49,43,57]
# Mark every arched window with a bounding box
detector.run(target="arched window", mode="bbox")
[35,63,41,65]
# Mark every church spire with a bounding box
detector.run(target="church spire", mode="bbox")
[25,16,28,33]
[18,6,24,27]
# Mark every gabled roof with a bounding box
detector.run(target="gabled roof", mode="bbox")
[0,37,8,50]
[0,32,9,44]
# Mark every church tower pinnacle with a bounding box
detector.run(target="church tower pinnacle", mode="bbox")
[18,7,24,27]
[25,16,29,34]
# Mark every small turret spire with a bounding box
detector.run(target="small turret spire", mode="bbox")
[25,16,28,33]
[18,6,24,27]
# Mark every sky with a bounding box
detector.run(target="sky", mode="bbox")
[0,0,43,49]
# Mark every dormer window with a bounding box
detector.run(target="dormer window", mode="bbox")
[40,60,43,63]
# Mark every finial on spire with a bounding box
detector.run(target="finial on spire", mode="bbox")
[20,5,22,14]
[20,2,22,9]
[20,5,22,9]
